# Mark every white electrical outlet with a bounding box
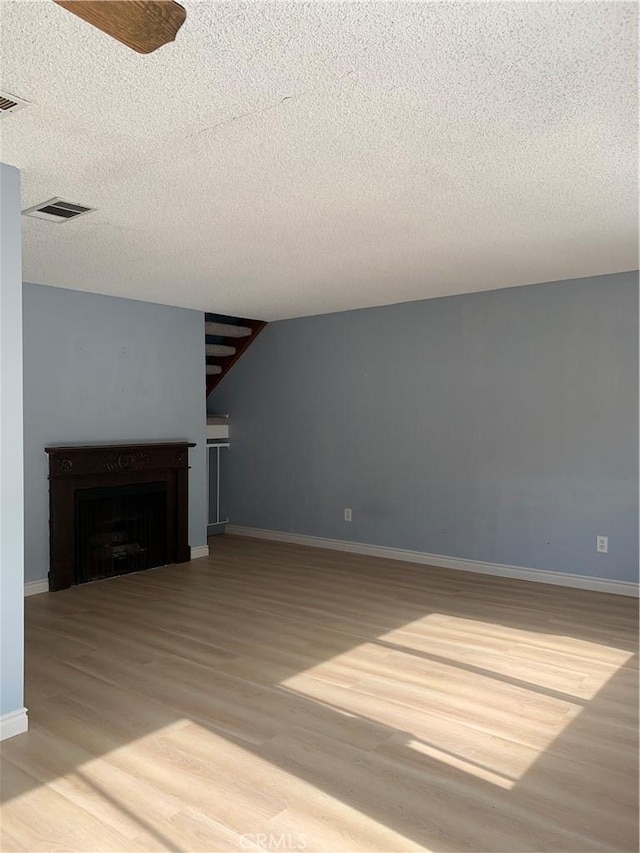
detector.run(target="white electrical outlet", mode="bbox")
[596,535,608,554]
[344,508,352,522]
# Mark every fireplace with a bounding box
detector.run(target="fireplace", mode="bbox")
[45,442,195,591]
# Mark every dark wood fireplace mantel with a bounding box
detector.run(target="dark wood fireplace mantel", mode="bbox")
[45,441,195,591]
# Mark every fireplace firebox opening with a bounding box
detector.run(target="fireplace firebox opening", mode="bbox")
[75,481,168,584]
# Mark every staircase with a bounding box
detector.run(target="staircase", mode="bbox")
[205,312,267,397]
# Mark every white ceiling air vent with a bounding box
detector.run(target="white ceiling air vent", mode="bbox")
[22,198,96,223]
[0,90,29,115]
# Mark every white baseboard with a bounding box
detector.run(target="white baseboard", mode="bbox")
[24,579,49,597]
[190,545,210,560]
[226,526,639,597]
[0,708,28,741]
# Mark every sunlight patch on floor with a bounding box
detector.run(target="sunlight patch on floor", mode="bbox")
[278,612,628,787]
[406,737,516,789]
[164,721,425,853]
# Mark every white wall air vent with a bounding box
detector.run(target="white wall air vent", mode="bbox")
[0,91,29,115]
[22,198,96,223]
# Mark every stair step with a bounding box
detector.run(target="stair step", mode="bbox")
[206,365,222,375]
[205,322,252,338]
[206,344,236,357]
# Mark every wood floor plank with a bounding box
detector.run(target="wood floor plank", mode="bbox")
[0,757,146,851]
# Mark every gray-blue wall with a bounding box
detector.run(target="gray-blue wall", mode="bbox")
[210,271,639,583]
[23,283,207,583]
[1,163,25,719]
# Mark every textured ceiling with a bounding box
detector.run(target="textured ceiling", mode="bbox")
[1,1,637,320]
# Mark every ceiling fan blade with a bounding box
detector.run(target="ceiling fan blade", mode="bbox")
[53,0,186,54]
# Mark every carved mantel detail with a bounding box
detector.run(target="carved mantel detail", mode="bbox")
[56,457,73,474]
[102,450,150,472]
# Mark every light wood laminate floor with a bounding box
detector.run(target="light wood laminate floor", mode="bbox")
[1,535,638,852]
